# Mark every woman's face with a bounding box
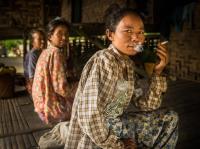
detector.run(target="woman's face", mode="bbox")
[32,32,45,49]
[107,14,145,56]
[49,25,69,48]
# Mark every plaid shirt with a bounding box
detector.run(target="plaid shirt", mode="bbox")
[64,44,167,149]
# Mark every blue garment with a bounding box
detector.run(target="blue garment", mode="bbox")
[24,49,42,79]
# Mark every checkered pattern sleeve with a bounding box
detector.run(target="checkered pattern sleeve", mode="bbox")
[135,74,167,111]
[77,57,124,149]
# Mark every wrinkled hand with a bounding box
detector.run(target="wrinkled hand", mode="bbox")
[122,138,137,149]
[154,43,169,75]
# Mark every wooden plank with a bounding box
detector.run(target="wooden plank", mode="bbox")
[17,95,32,108]
[0,138,5,149]
[15,135,26,149]
[22,134,31,149]
[27,134,38,148]
[4,100,14,135]
[4,137,12,149]
[1,100,8,136]
[0,100,3,136]
[10,136,18,149]
[13,99,29,130]
[11,99,26,131]
[7,99,20,134]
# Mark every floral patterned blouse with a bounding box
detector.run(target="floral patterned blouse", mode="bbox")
[32,44,74,124]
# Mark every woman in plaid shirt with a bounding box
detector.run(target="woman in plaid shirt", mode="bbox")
[64,4,178,149]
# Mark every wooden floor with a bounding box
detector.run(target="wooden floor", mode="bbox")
[0,89,52,149]
[0,79,200,149]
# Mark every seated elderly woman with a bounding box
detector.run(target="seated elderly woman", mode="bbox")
[24,28,46,95]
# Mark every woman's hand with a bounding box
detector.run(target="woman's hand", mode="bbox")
[154,43,169,75]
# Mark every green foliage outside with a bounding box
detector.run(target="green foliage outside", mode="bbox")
[0,39,23,57]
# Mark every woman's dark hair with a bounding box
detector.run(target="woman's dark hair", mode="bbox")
[29,28,45,45]
[104,4,143,32]
[47,17,70,40]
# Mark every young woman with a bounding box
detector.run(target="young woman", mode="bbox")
[64,4,178,149]
[32,17,74,124]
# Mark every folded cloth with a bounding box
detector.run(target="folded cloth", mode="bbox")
[39,121,69,149]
